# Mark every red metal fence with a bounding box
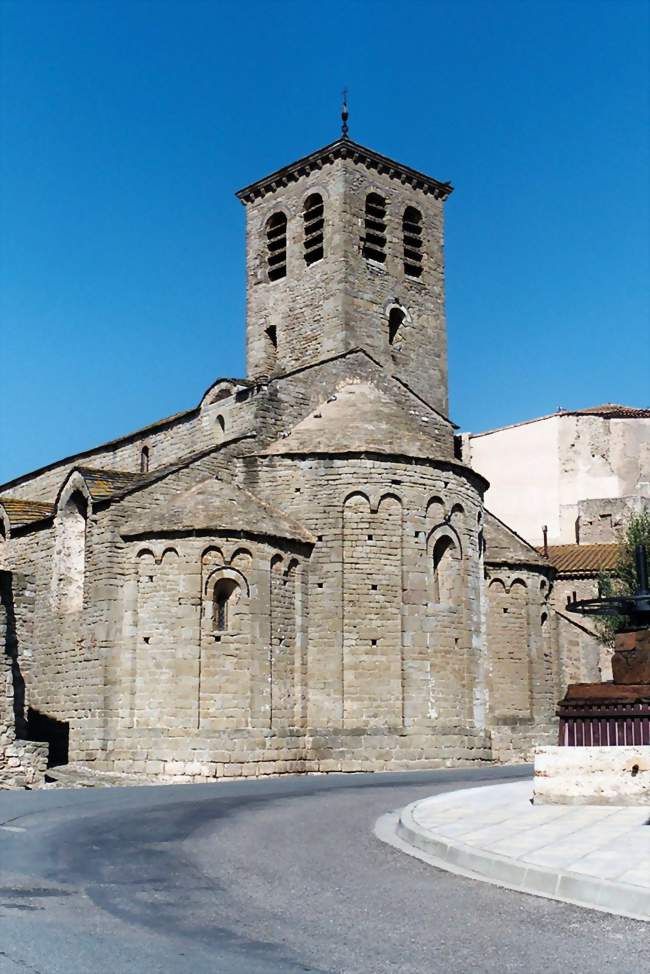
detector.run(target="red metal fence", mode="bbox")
[558,701,650,746]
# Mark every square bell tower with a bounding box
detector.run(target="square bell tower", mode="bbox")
[236,134,453,415]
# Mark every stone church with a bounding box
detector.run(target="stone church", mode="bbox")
[1,131,563,786]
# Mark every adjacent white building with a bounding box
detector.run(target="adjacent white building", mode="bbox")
[464,405,650,547]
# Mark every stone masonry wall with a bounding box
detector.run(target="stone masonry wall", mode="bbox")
[1,571,48,788]
[244,157,449,414]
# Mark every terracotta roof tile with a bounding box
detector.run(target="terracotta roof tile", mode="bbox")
[539,544,619,574]
[558,404,650,419]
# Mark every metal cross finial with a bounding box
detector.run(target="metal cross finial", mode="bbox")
[341,88,349,139]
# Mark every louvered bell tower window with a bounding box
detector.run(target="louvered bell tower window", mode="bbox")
[403,206,423,277]
[303,193,324,265]
[362,193,387,263]
[266,212,287,281]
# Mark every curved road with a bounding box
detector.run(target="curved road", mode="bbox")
[0,767,645,974]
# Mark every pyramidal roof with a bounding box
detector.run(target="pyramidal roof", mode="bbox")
[236,137,452,204]
[121,477,314,545]
[259,382,446,460]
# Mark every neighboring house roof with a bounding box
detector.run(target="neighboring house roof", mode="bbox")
[557,404,650,419]
[483,509,548,567]
[469,402,650,437]
[121,477,315,545]
[259,382,451,462]
[0,498,54,528]
[540,543,619,575]
[235,137,452,204]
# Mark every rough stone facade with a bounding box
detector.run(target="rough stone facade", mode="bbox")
[1,571,48,788]
[464,405,650,549]
[0,135,565,785]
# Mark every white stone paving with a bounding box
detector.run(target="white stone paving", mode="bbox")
[402,780,650,919]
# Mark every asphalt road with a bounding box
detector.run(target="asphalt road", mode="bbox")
[0,766,646,974]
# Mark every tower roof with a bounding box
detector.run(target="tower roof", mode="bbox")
[235,138,453,204]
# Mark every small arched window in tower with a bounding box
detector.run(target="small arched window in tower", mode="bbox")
[213,577,241,632]
[303,193,324,265]
[403,206,423,277]
[388,306,405,345]
[362,193,387,263]
[266,212,287,281]
[265,324,277,350]
[140,446,150,473]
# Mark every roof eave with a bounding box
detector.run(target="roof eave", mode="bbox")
[235,138,453,204]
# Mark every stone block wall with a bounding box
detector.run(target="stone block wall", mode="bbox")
[1,571,48,788]
[243,158,449,414]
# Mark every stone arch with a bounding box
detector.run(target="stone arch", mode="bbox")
[204,564,250,599]
[52,489,88,613]
[488,577,507,592]
[431,532,461,605]
[230,547,253,572]
[425,495,445,523]
[427,522,462,556]
[0,508,9,543]
[342,490,372,510]
[201,545,225,568]
[509,578,528,594]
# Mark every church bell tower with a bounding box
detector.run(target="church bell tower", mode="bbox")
[235,116,453,415]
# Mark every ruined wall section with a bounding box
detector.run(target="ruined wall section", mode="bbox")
[551,576,610,685]
[558,416,650,542]
[0,571,48,788]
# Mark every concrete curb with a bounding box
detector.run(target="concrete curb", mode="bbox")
[375,800,650,922]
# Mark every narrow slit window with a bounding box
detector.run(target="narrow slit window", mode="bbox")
[303,193,324,265]
[266,212,287,281]
[403,206,423,277]
[265,324,277,349]
[388,307,405,345]
[140,446,150,473]
[213,578,240,632]
[362,193,387,263]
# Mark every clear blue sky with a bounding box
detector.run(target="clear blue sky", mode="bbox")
[1,0,648,484]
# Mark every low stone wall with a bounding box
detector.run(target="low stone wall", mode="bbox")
[73,725,494,783]
[491,723,556,764]
[0,737,48,789]
[534,744,650,805]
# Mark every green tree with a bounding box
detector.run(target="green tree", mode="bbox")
[595,510,650,646]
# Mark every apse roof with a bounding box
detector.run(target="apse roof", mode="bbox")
[483,510,548,566]
[259,382,448,461]
[0,498,54,528]
[121,476,315,545]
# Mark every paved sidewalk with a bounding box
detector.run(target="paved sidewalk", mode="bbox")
[378,780,650,921]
